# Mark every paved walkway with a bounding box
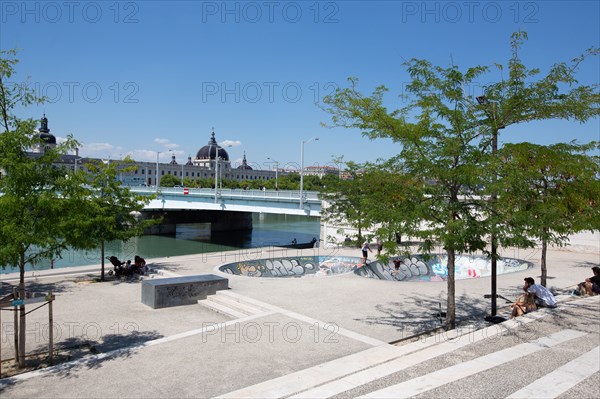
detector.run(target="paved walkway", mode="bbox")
[0,244,598,398]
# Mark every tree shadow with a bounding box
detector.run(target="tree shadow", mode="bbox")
[574,261,599,269]
[0,329,163,386]
[149,261,189,274]
[0,280,75,296]
[355,293,494,338]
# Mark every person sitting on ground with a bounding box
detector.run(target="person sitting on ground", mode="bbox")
[510,292,537,319]
[523,277,557,308]
[134,255,147,274]
[578,266,600,296]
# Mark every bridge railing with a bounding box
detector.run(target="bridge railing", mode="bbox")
[129,187,321,202]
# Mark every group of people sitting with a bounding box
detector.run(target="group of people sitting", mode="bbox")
[108,255,147,277]
[510,267,600,319]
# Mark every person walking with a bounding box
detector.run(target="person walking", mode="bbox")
[361,240,372,265]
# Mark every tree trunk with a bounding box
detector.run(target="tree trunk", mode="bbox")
[541,232,548,287]
[446,248,456,330]
[101,240,105,281]
[18,252,26,367]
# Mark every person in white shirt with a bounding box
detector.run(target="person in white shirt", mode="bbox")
[524,277,557,308]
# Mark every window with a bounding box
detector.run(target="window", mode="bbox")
[161,171,165,175]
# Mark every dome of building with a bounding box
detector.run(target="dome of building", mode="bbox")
[237,152,253,170]
[196,129,229,161]
[38,114,56,145]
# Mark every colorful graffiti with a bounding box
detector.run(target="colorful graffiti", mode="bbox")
[219,256,360,278]
[356,254,533,282]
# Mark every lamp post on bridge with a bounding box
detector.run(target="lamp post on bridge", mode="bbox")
[300,137,319,209]
[214,156,220,203]
[267,157,279,190]
[156,151,160,193]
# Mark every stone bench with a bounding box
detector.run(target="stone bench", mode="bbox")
[141,274,229,309]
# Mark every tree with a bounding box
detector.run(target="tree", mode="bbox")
[67,157,155,281]
[0,49,153,366]
[159,173,180,187]
[496,141,600,286]
[321,161,373,244]
[322,32,599,328]
[472,31,599,314]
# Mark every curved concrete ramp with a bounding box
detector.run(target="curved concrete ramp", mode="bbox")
[219,256,361,278]
[356,254,533,281]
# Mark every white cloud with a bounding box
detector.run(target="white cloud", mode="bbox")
[154,138,169,145]
[221,140,241,148]
[79,142,119,159]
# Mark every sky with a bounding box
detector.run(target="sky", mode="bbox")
[1,0,599,170]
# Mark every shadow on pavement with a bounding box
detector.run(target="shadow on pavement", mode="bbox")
[355,294,492,338]
[0,330,163,386]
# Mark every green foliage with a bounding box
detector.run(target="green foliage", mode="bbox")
[159,173,181,187]
[0,49,154,278]
[322,32,599,328]
[0,122,82,268]
[0,49,46,132]
[495,141,600,285]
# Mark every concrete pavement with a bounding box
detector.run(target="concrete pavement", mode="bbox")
[0,243,598,398]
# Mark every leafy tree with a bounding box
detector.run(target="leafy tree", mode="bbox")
[322,32,599,328]
[159,173,180,187]
[0,49,153,366]
[472,31,599,313]
[320,161,374,245]
[496,141,600,286]
[70,158,155,281]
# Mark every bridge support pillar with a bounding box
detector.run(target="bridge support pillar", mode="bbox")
[140,210,253,235]
[210,212,253,232]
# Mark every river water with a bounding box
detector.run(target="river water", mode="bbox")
[1,214,320,274]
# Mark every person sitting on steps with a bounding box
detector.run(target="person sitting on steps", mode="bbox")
[523,277,557,308]
[510,291,537,319]
[578,266,600,296]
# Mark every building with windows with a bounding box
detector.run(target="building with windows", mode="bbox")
[30,117,280,186]
[303,165,340,178]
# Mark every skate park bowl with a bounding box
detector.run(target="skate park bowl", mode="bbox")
[219,256,362,278]
[356,254,534,282]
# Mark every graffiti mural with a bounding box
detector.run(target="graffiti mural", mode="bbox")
[356,254,533,282]
[219,256,360,278]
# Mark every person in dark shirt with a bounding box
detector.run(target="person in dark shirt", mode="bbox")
[579,266,600,296]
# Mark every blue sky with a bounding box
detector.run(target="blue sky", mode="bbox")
[2,1,599,170]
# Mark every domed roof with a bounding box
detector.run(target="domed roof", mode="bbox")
[38,114,56,145]
[237,152,253,170]
[196,129,229,161]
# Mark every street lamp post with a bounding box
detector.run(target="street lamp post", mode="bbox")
[156,151,160,193]
[477,95,504,317]
[267,157,279,190]
[214,157,220,203]
[299,137,319,209]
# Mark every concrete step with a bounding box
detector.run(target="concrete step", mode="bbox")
[198,298,248,319]
[216,305,561,399]
[207,294,267,316]
[216,290,278,313]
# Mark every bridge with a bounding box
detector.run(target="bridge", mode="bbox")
[130,187,323,235]
[131,187,322,217]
